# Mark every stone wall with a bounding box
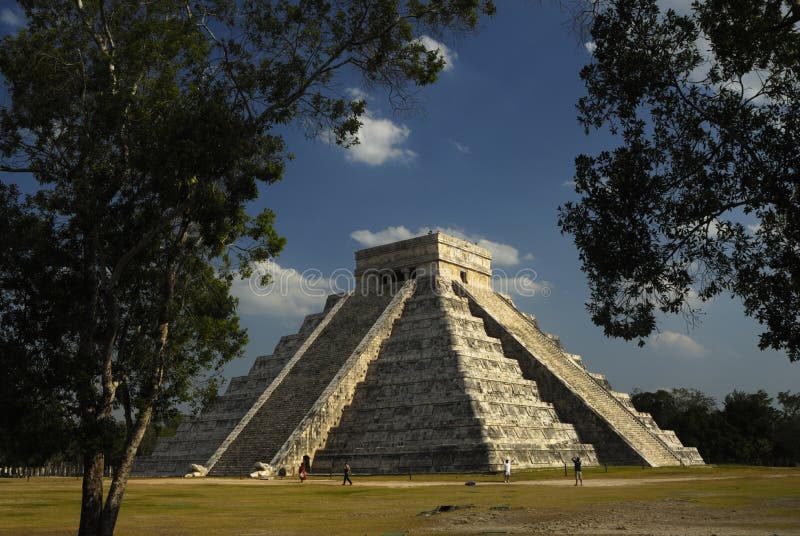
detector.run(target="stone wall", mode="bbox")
[207,287,396,476]
[354,233,492,288]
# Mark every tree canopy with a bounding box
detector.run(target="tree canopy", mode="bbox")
[558,0,800,360]
[631,387,800,465]
[0,1,495,534]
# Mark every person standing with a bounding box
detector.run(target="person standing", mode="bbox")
[503,459,511,484]
[342,461,353,486]
[571,456,583,486]
[298,463,307,483]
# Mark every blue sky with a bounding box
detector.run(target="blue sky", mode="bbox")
[1,1,797,404]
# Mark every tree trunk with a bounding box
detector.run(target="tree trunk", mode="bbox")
[78,449,104,536]
[99,246,177,535]
[100,403,155,536]
[97,217,186,535]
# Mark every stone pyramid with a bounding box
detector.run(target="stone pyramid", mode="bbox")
[134,233,702,477]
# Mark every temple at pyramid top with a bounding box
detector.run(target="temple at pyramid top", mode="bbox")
[135,231,704,478]
[355,232,493,287]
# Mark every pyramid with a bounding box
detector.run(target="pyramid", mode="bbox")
[134,232,703,477]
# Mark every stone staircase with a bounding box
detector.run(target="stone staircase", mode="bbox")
[455,282,683,467]
[207,287,397,476]
[269,280,417,473]
[132,300,335,476]
[612,392,705,465]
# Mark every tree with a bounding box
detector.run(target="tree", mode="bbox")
[0,1,495,535]
[0,183,78,468]
[558,0,800,360]
[630,387,728,462]
[774,391,800,465]
[630,388,681,423]
[722,389,780,464]
[630,387,790,464]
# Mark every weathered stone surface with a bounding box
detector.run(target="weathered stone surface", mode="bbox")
[355,232,492,288]
[207,285,397,476]
[132,298,339,476]
[456,281,703,467]
[135,232,702,477]
[313,276,596,473]
[268,280,416,474]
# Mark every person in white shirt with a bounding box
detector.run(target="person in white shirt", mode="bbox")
[503,459,511,483]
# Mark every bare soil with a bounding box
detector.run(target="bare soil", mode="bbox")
[422,496,798,535]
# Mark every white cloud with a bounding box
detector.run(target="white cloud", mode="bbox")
[417,35,457,72]
[342,113,416,166]
[685,289,706,310]
[678,217,720,239]
[1,8,25,28]
[350,226,415,248]
[707,219,719,238]
[474,237,520,266]
[688,34,770,106]
[450,139,470,154]
[562,180,576,188]
[651,331,707,358]
[350,225,524,267]
[747,223,762,234]
[584,41,597,55]
[345,87,368,101]
[522,253,535,262]
[739,70,770,104]
[231,261,334,319]
[491,269,552,299]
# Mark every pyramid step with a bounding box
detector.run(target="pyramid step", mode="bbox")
[132,305,334,477]
[313,277,599,472]
[207,284,405,476]
[456,282,684,468]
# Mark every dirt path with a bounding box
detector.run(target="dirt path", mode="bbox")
[128,473,800,535]
[134,474,747,488]
[423,496,800,536]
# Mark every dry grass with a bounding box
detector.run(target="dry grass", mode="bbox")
[0,465,798,535]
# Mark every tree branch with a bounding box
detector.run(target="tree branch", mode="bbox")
[662,199,757,264]
[668,71,765,170]
[0,165,33,173]
[108,197,192,291]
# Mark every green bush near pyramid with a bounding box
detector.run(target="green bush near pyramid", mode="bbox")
[134,233,703,477]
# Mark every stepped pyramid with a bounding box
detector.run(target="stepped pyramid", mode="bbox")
[134,233,703,477]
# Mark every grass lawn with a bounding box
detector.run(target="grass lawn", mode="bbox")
[0,465,798,535]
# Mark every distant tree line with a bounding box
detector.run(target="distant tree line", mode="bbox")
[0,410,182,471]
[631,388,800,466]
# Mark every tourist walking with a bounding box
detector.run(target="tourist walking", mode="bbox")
[503,459,511,483]
[571,456,583,486]
[342,461,353,486]
[298,463,307,483]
